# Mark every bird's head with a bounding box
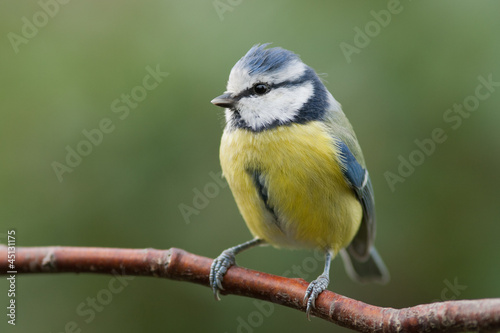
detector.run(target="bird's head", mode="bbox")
[211,44,337,132]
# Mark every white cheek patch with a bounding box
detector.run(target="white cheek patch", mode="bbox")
[237,81,314,131]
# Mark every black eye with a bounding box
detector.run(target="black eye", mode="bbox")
[253,83,270,95]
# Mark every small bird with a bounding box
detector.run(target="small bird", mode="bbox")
[210,44,389,318]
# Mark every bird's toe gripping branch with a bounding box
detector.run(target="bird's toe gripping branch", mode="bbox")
[209,250,236,301]
[304,274,330,320]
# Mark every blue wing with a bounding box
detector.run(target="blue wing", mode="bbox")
[338,141,376,261]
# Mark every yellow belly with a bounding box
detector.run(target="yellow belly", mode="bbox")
[220,121,362,254]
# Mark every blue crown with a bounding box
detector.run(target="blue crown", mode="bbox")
[236,44,300,75]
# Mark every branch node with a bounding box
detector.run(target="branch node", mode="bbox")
[41,248,57,271]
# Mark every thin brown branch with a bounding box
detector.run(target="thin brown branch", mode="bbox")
[1,245,499,332]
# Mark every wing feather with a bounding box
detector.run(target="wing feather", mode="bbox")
[338,140,376,261]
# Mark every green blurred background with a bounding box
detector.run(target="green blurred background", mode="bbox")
[1,0,500,332]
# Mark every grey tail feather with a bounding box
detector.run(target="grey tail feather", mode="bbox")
[340,246,390,284]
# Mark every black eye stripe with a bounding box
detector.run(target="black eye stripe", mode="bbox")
[227,66,327,132]
[233,73,310,101]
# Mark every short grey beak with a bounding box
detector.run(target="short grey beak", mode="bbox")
[211,93,236,108]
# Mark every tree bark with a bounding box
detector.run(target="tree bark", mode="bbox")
[1,245,499,333]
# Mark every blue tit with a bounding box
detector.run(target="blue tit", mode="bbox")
[209,44,389,318]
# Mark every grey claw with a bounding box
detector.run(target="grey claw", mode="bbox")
[209,250,236,301]
[304,274,329,320]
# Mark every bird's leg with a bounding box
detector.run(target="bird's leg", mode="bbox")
[210,238,264,300]
[304,249,333,320]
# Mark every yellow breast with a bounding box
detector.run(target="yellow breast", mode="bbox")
[220,121,362,253]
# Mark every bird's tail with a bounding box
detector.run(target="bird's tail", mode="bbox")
[340,246,390,284]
